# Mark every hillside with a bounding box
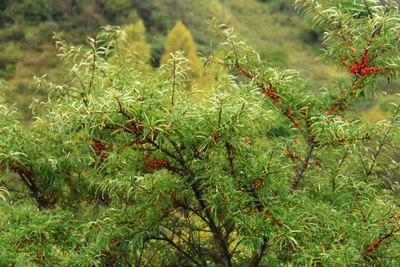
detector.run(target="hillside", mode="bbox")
[0,0,397,122]
[0,0,336,119]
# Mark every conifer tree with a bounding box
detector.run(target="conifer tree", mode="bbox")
[161,20,203,80]
[121,20,150,60]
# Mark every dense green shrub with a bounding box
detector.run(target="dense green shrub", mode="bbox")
[1,1,400,266]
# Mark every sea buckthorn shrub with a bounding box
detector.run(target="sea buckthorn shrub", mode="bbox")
[0,1,400,266]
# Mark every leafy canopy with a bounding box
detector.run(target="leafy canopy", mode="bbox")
[1,1,400,266]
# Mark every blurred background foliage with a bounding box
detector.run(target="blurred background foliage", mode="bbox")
[0,0,398,123]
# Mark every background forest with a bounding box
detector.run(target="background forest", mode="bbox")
[2,0,398,122]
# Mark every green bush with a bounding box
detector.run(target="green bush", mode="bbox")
[1,1,400,266]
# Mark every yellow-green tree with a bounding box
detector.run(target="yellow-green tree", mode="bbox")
[161,21,202,80]
[121,20,151,60]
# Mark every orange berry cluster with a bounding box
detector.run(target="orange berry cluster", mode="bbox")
[263,209,272,220]
[209,133,222,147]
[365,240,381,253]
[286,106,293,117]
[285,149,299,161]
[264,82,280,105]
[252,177,263,187]
[145,159,169,172]
[363,216,399,257]
[326,109,343,117]
[126,120,144,135]
[315,159,322,169]
[283,105,307,129]
[92,140,108,158]
[327,101,348,118]
[341,48,385,77]
[235,63,281,105]
[363,212,400,257]
[144,152,169,172]
[10,162,33,177]
[349,56,382,76]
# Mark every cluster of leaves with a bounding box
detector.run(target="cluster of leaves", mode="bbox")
[1,0,400,266]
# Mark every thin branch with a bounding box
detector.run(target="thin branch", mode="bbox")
[218,101,223,128]
[146,126,233,266]
[152,232,203,267]
[88,36,97,95]
[291,138,315,189]
[147,138,185,168]
[165,222,209,267]
[366,105,400,180]
[234,62,315,150]
[190,179,233,267]
[250,236,268,267]
[332,148,348,191]
[354,191,368,222]
[266,146,276,173]
[114,96,131,119]
[182,211,210,266]
[362,213,400,258]
[133,241,146,267]
[72,70,86,94]
[171,57,177,107]
[374,164,400,177]
[363,0,373,18]
[357,146,369,175]
[295,0,332,26]
[225,141,235,175]
[179,203,209,224]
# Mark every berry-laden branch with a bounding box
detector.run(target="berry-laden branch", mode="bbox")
[102,120,184,174]
[96,103,237,265]
[363,212,400,260]
[234,62,316,189]
[340,45,388,77]
[327,43,386,116]
[323,5,396,115]
[7,162,56,209]
[234,60,309,135]
[92,139,109,159]
[235,63,281,110]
